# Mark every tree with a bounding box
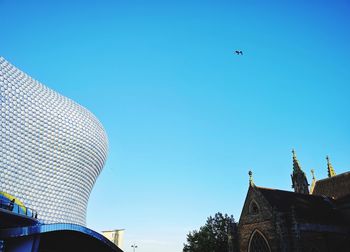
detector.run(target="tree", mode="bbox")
[183,212,238,252]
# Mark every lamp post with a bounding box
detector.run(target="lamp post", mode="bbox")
[131,243,138,252]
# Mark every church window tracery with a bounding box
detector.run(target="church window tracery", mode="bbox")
[249,200,260,215]
[248,230,271,252]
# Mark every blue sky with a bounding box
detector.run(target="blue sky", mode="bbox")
[2,1,350,251]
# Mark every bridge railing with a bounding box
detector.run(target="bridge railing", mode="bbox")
[0,200,38,219]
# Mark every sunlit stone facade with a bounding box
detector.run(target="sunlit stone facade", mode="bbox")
[0,57,108,226]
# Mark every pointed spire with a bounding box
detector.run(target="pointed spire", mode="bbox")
[291,149,309,194]
[292,149,302,173]
[326,156,336,178]
[248,170,254,187]
[311,169,315,180]
[310,169,316,194]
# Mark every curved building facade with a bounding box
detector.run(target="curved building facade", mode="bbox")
[0,57,108,226]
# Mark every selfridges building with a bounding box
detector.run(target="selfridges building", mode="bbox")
[0,57,108,226]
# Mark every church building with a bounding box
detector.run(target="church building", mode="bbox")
[238,150,350,252]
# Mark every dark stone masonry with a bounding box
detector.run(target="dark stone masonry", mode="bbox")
[237,151,350,252]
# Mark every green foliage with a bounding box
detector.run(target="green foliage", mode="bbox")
[183,212,237,252]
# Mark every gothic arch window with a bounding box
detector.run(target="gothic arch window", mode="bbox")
[248,230,271,252]
[249,200,260,215]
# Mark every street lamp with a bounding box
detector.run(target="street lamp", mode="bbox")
[131,243,138,252]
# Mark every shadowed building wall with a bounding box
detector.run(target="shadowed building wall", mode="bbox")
[238,152,350,252]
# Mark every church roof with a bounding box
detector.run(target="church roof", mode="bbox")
[335,194,350,208]
[312,171,350,199]
[256,187,346,225]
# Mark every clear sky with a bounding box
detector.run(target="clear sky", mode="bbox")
[2,1,350,251]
